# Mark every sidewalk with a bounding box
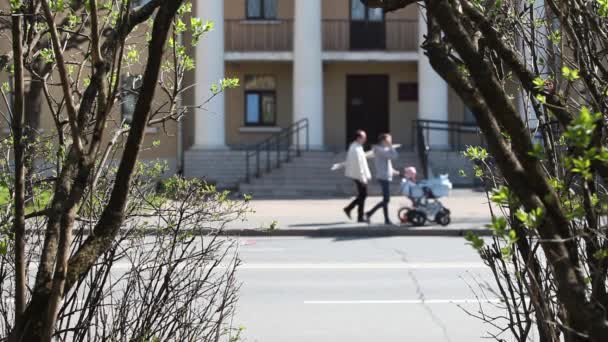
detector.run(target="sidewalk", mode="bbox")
[224,189,494,237]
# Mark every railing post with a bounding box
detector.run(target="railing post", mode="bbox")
[255,146,260,178]
[285,133,291,163]
[411,121,416,150]
[296,122,301,157]
[266,142,271,172]
[456,125,461,151]
[306,121,310,151]
[245,153,250,183]
[276,135,281,169]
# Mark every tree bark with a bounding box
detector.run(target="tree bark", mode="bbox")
[10,2,26,331]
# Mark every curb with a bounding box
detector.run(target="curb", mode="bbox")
[209,227,493,237]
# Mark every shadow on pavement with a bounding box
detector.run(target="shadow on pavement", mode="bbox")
[289,222,348,227]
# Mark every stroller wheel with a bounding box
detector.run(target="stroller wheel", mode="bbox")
[398,207,411,224]
[436,210,451,226]
[408,211,427,227]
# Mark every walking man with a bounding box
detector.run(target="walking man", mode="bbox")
[366,133,400,225]
[342,130,372,222]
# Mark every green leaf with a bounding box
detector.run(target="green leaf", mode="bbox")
[533,77,546,90]
[563,107,601,148]
[527,143,545,159]
[515,207,543,228]
[0,239,7,256]
[593,249,608,260]
[490,186,511,206]
[598,0,608,17]
[535,94,546,104]
[40,48,55,64]
[562,66,580,82]
[175,18,187,33]
[465,231,485,251]
[486,216,508,236]
[10,0,21,10]
[463,146,489,161]
[548,30,561,44]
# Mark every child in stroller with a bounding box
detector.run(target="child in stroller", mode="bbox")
[398,167,452,226]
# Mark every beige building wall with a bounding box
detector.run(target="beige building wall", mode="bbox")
[0,17,179,168]
[323,62,467,151]
[220,61,469,150]
[224,62,293,147]
[323,62,418,150]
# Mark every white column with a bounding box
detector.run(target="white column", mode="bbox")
[194,0,225,149]
[417,8,448,148]
[518,0,546,131]
[293,0,324,149]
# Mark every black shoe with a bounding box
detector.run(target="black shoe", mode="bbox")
[385,220,394,226]
[357,218,367,223]
[364,212,372,223]
[343,208,352,220]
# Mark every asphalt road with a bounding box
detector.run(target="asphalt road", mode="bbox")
[232,236,520,342]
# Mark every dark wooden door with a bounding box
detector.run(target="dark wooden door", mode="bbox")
[346,75,389,148]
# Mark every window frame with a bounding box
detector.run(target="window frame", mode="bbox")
[350,0,384,22]
[246,0,277,20]
[244,90,277,127]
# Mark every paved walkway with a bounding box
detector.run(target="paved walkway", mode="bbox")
[226,189,494,236]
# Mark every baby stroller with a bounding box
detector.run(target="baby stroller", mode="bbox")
[398,170,452,227]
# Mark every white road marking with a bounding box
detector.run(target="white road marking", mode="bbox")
[236,262,486,270]
[304,299,501,305]
[84,262,488,271]
[239,248,286,252]
[29,261,486,271]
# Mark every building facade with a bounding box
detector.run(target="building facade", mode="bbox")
[183,0,477,187]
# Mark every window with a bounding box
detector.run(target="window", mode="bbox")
[351,0,384,21]
[131,0,151,8]
[244,75,276,126]
[247,0,277,20]
[121,74,142,124]
[464,107,476,124]
[398,82,418,101]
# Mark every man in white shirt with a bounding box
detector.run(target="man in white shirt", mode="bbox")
[342,130,372,222]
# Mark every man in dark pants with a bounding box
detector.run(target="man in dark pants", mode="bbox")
[366,133,400,225]
[341,130,372,222]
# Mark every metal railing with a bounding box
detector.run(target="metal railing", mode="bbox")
[244,118,309,183]
[323,19,418,51]
[225,19,293,51]
[412,119,485,179]
[224,19,417,52]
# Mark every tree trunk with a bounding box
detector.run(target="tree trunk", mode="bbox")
[10,4,26,332]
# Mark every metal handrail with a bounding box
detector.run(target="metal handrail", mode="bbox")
[411,119,482,150]
[411,119,485,179]
[244,118,309,183]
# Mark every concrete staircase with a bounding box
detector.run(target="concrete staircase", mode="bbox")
[239,151,422,198]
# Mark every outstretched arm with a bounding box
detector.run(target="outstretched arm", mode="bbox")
[374,146,399,159]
